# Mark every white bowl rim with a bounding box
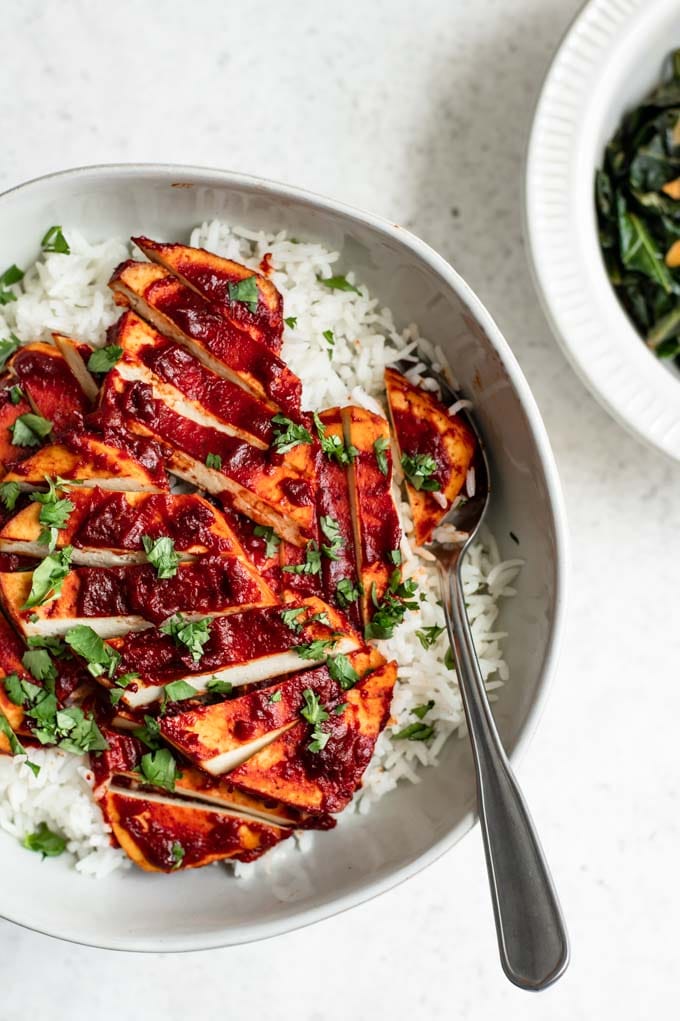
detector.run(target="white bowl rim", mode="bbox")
[525,0,680,462]
[0,162,569,952]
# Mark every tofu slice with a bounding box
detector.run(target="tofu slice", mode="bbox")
[100,786,290,872]
[109,260,300,415]
[3,435,166,493]
[342,406,402,624]
[0,611,30,749]
[227,660,397,814]
[8,342,92,434]
[384,367,476,545]
[113,311,275,449]
[314,408,362,630]
[132,236,284,353]
[104,598,362,709]
[0,554,275,638]
[100,368,316,547]
[0,488,243,565]
[51,334,99,403]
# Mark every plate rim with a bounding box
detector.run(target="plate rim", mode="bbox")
[0,162,569,952]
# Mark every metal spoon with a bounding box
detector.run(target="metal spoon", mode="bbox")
[396,361,569,991]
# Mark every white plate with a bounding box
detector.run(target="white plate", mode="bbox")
[526,0,680,460]
[0,165,567,951]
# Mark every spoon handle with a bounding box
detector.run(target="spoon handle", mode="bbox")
[439,562,569,991]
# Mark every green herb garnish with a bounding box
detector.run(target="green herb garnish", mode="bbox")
[282,539,322,576]
[269,689,282,703]
[300,688,330,752]
[0,711,39,775]
[171,841,185,869]
[205,452,222,470]
[335,577,361,608]
[401,452,440,492]
[228,276,259,312]
[393,722,435,742]
[389,549,402,566]
[317,274,360,295]
[412,699,435,719]
[142,535,179,580]
[313,412,357,465]
[0,265,24,305]
[294,638,336,661]
[87,345,122,374]
[8,385,23,405]
[41,226,70,255]
[0,334,20,368]
[206,676,233,696]
[131,714,162,750]
[0,481,21,512]
[21,649,57,686]
[280,606,305,632]
[319,515,343,560]
[10,413,52,448]
[327,653,359,690]
[23,822,67,857]
[323,329,335,347]
[364,571,419,640]
[162,679,197,706]
[159,614,212,662]
[253,524,280,559]
[30,478,75,552]
[271,413,313,453]
[22,547,72,609]
[136,748,181,792]
[415,625,446,650]
[64,624,121,678]
[284,316,297,329]
[373,436,390,476]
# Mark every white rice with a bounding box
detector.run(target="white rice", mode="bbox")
[0,221,521,877]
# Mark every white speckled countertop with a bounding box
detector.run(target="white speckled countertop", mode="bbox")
[2,0,679,1017]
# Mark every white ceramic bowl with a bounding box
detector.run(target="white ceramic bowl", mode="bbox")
[0,165,567,951]
[526,0,680,461]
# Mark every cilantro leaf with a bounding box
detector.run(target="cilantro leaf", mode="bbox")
[313,412,357,465]
[0,711,39,775]
[31,481,75,552]
[269,689,282,703]
[23,822,67,857]
[162,679,197,706]
[373,436,390,476]
[142,534,179,580]
[87,345,122,374]
[137,748,180,792]
[300,687,330,753]
[228,276,259,312]
[416,625,446,650]
[327,653,359,690]
[401,452,441,492]
[171,841,185,869]
[333,702,349,715]
[131,714,161,750]
[323,329,335,347]
[64,624,120,678]
[0,266,24,305]
[10,413,52,448]
[8,385,23,405]
[23,547,72,609]
[253,524,280,559]
[159,614,212,662]
[0,333,20,367]
[21,649,57,686]
[280,606,305,632]
[206,676,233,695]
[41,226,70,255]
[389,549,402,565]
[393,722,435,742]
[27,634,68,656]
[294,638,336,661]
[271,414,313,454]
[0,481,21,511]
[319,515,343,560]
[335,577,361,608]
[205,452,222,470]
[364,571,418,640]
[284,316,297,329]
[282,540,321,576]
[317,274,360,294]
[412,699,435,719]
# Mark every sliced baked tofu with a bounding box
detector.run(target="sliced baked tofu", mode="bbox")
[8,342,93,434]
[0,488,247,564]
[342,406,402,624]
[385,367,476,545]
[100,368,316,547]
[132,236,284,354]
[112,311,277,450]
[51,334,99,402]
[2,435,167,493]
[314,408,362,630]
[0,611,30,748]
[0,554,275,638]
[0,384,36,476]
[101,598,362,709]
[100,786,290,871]
[109,260,299,414]
[227,659,397,814]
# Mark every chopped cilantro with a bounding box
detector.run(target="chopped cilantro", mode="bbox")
[0,334,20,367]
[284,316,297,329]
[0,711,39,775]
[335,577,361,608]
[205,452,222,470]
[41,226,70,255]
[87,345,122,374]
[159,613,212,662]
[333,702,349,715]
[327,653,359,690]
[30,479,75,552]
[389,549,402,566]
[206,677,234,696]
[142,534,179,580]
[23,547,72,609]
[21,649,57,686]
[416,625,446,650]
[271,414,313,454]
[319,515,343,560]
[401,452,441,492]
[0,265,24,305]
[323,329,335,346]
[364,571,418,640]
[23,822,67,857]
[228,276,259,312]
[294,638,336,661]
[8,385,23,405]
[280,606,305,632]
[317,274,360,294]
[282,539,321,576]
[253,524,280,559]
[313,412,357,465]
[10,413,52,448]
[444,647,455,671]
[393,722,435,742]
[0,481,21,511]
[4,673,107,754]
[269,690,282,703]
[373,436,390,476]
[27,634,68,656]
[300,687,330,753]
[412,699,435,719]
[171,841,185,869]
[162,679,197,706]
[131,714,161,750]
[137,748,180,792]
